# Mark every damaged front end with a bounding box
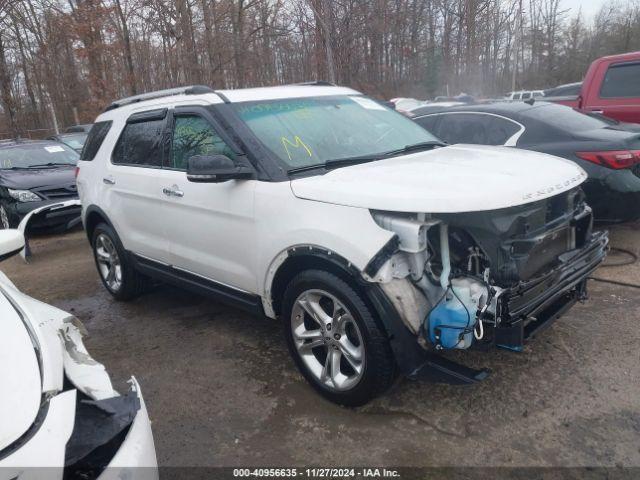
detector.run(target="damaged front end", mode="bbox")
[367,187,608,383]
[0,280,157,478]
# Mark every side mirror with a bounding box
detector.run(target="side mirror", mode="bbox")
[186,155,254,183]
[0,230,25,262]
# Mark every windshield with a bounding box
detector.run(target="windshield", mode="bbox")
[232,95,440,169]
[59,133,88,150]
[0,143,79,169]
[523,103,608,132]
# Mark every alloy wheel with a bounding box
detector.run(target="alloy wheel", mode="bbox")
[95,233,123,291]
[291,289,365,392]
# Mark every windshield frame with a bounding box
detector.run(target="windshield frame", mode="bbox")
[217,94,442,180]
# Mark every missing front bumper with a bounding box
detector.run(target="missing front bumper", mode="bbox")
[492,230,608,351]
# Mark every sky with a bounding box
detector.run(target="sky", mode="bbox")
[560,0,608,21]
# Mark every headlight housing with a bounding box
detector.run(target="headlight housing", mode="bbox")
[7,188,41,202]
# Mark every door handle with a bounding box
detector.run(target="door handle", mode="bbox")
[103,176,116,185]
[162,185,184,198]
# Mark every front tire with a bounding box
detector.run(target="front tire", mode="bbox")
[282,270,396,406]
[92,223,146,300]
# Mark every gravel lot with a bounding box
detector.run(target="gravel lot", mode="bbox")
[2,223,640,468]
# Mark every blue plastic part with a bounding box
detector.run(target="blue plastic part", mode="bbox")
[427,299,474,349]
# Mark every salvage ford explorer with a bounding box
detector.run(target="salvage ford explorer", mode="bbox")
[76,84,608,406]
[0,230,157,477]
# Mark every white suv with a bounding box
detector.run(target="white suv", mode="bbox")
[77,84,608,406]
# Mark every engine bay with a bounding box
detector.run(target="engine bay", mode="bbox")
[369,187,607,352]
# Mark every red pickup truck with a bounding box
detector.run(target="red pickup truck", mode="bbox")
[547,51,640,123]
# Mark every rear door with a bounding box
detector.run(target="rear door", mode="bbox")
[589,61,640,123]
[157,106,258,293]
[103,108,170,262]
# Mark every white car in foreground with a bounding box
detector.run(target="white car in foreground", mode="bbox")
[0,230,157,479]
[78,84,607,406]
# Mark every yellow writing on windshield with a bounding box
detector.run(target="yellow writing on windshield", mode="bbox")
[281,136,313,161]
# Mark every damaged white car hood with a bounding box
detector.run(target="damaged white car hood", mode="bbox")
[290,145,587,212]
[0,271,117,462]
[0,292,41,451]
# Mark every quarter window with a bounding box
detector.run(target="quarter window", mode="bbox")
[112,119,164,167]
[169,115,236,170]
[487,117,521,145]
[80,121,112,161]
[600,62,640,98]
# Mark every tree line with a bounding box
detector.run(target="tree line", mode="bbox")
[0,0,639,138]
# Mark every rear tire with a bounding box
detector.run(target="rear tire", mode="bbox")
[282,269,396,406]
[92,223,146,300]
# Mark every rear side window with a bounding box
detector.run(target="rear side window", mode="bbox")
[487,116,521,145]
[600,62,640,98]
[80,121,112,161]
[112,118,165,167]
[437,114,492,145]
[413,115,442,137]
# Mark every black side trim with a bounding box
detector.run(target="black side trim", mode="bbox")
[0,246,22,262]
[130,254,264,316]
[363,236,399,278]
[366,284,489,383]
[213,91,231,103]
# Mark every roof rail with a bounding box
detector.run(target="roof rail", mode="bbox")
[296,80,336,86]
[103,85,215,112]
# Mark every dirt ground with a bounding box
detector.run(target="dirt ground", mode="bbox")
[2,223,640,468]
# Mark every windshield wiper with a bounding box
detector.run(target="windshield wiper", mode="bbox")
[28,162,74,168]
[381,140,447,157]
[287,154,381,175]
[286,141,447,175]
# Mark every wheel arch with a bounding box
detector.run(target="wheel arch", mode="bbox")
[83,205,116,244]
[267,246,364,319]
[266,244,438,377]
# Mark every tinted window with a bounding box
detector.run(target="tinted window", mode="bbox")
[513,93,521,100]
[112,119,164,166]
[487,116,521,144]
[437,114,492,144]
[522,92,531,99]
[80,121,112,161]
[169,115,236,170]
[413,115,441,136]
[522,104,608,132]
[600,63,640,98]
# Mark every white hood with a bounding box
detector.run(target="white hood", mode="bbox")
[290,145,587,213]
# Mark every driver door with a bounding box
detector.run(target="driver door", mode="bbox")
[155,106,258,294]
